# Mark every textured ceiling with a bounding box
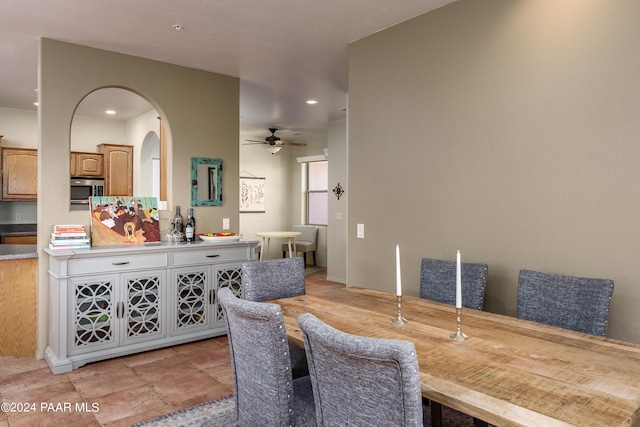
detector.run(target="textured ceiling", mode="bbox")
[0,0,454,140]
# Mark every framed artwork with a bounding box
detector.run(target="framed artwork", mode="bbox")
[191,157,222,206]
[240,176,266,212]
[89,196,160,246]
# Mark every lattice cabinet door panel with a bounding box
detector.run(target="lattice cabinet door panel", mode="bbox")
[69,274,119,355]
[171,266,212,336]
[121,271,167,346]
[212,263,244,327]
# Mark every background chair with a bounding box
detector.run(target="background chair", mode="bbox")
[282,225,318,267]
[217,288,316,427]
[517,269,614,336]
[242,257,308,378]
[298,313,423,427]
[419,258,488,310]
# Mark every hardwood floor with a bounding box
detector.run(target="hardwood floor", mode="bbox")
[0,269,343,427]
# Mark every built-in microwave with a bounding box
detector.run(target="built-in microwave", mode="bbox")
[70,178,104,204]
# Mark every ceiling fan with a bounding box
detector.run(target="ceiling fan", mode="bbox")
[244,128,307,154]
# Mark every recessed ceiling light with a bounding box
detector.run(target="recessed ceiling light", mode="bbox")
[105,110,116,115]
[306,100,318,105]
[34,102,38,106]
[173,24,183,31]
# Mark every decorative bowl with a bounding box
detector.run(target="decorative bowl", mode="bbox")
[198,233,242,243]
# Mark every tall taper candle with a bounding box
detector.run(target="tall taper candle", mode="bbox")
[396,244,402,296]
[456,250,462,308]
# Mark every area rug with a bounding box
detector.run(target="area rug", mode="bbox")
[131,394,480,426]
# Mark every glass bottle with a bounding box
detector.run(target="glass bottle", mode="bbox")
[185,208,196,242]
[172,205,184,242]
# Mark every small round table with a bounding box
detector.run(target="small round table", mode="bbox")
[256,231,302,261]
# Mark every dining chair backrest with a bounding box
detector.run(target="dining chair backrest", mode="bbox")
[419,258,488,310]
[298,313,423,427]
[242,257,305,302]
[517,269,614,336]
[293,225,318,246]
[282,225,318,266]
[217,288,316,427]
[242,256,308,378]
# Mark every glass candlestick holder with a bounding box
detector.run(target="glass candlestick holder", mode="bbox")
[450,307,468,341]
[392,295,408,324]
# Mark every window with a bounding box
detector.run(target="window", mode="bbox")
[307,160,328,225]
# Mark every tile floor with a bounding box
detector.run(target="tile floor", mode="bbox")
[0,269,343,427]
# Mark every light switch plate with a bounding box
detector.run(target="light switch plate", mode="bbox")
[357,223,364,238]
[223,218,230,230]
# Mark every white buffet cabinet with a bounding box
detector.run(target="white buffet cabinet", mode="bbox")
[44,240,258,374]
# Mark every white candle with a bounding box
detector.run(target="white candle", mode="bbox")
[456,250,462,308]
[396,244,402,296]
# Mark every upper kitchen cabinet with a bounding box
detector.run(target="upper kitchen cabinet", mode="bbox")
[98,143,133,196]
[2,147,37,200]
[71,152,104,178]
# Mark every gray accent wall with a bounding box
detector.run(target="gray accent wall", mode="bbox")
[37,39,239,356]
[348,0,640,343]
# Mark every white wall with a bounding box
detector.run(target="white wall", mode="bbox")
[239,131,332,265]
[0,107,39,224]
[239,143,294,258]
[0,107,38,148]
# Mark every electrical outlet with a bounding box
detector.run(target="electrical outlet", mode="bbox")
[223,218,230,230]
[15,213,22,221]
[357,223,364,239]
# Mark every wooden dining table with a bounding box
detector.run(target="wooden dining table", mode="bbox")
[273,287,640,427]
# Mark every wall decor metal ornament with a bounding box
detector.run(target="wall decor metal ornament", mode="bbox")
[332,182,345,200]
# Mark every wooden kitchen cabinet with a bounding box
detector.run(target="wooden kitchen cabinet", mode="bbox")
[2,147,37,200]
[98,143,133,196]
[0,257,37,356]
[71,152,104,178]
[2,235,37,244]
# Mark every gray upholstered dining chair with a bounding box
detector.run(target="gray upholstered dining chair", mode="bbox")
[517,269,614,336]
[419,258,489,310]
[242,257,306,302]
[298,313,423,427]
[282,225,318,267]
[217,287,316,427]
[242,257,308,378]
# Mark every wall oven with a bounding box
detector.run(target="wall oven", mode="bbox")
[70,178,104,204]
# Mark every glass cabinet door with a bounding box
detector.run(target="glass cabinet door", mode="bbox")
[122,271,166,345]
[212,263,243,326]
[70,275,118,355]
[172,267,211,335]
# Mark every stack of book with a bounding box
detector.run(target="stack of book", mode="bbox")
[49,224,90,250]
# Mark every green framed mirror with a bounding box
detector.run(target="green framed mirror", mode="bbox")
[191,157,222,206]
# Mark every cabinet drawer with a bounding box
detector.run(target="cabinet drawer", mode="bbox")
[68,253,168,275]
[172,247,248,266]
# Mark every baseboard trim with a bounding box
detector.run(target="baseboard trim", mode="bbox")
[325,275,346,284]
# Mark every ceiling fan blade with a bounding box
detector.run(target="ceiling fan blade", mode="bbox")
[245,139,267,143]
[277,140,307,147]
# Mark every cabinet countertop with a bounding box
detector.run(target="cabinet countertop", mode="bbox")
[44,239,259,258]
[0,244,38,260]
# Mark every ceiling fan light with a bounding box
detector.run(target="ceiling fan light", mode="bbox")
[266,146,282,155]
